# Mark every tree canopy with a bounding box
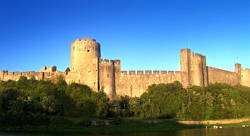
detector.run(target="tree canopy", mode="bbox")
[0,77,250,126]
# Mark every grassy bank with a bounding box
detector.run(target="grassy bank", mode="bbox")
[1,119,250,134]
[217,120,250,128]
[0,120,201,134]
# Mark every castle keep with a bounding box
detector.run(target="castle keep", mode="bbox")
[1,38,250,98]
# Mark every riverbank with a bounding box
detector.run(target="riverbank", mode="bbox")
[0,120,202,134]
[1,118,250,134]
[178,118,250,125]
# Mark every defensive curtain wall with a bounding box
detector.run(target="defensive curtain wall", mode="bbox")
[1,38,250,98]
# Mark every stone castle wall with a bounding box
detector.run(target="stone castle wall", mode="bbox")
[115,71,188,97]
[207,66,240,85]
[0,71,68,82]
[241,69,250,87]
[1,38,250,98]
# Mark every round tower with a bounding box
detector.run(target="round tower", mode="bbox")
[70,38,101,91]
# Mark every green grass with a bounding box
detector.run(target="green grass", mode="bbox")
[208,120,250,128]
[1,119,250,134]
[0,119,203,134]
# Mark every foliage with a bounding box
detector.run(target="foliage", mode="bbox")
[0,76,109,125]
[128,82,250,120]
[1,76,250,126]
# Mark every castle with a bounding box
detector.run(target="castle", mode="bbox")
[1,38,250,98]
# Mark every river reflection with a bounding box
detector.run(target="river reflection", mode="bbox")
[0,127,250,136]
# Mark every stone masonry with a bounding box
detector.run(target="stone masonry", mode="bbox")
[1,38,250,98]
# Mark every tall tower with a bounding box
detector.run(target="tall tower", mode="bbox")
[235,63,242,74]
[70,38,101,91]
[180,48,208,87]
[180,48,191,85]
[190,53,208,87]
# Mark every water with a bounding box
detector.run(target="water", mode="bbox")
[0,127,250,136]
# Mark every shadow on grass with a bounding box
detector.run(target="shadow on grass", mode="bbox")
[0,118,206,134]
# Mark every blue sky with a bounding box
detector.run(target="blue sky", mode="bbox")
[0,0,249,72]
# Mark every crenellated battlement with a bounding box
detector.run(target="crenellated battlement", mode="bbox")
[1,71,37,76]
[74,38,97,45]
[40,66,57,72]
[121,70,181,75]
[100,59,121,66]
[0,70,8,73]
[78,38,97,42]
[113,60,120,65]
[8,72,23,76]
[0,71,70,81]
[100,59,114,65]
[1,38,250,98]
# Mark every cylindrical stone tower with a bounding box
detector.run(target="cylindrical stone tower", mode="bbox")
[70,38,101,91]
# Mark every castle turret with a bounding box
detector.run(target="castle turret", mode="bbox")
[100,59,115,98]
[99,59,121,98]
[190,53,208,87]
[70,38,101,91]
[235,63,242,74]
[238,64,250,87]
[180,48,208,87]
[180,48,191,85]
